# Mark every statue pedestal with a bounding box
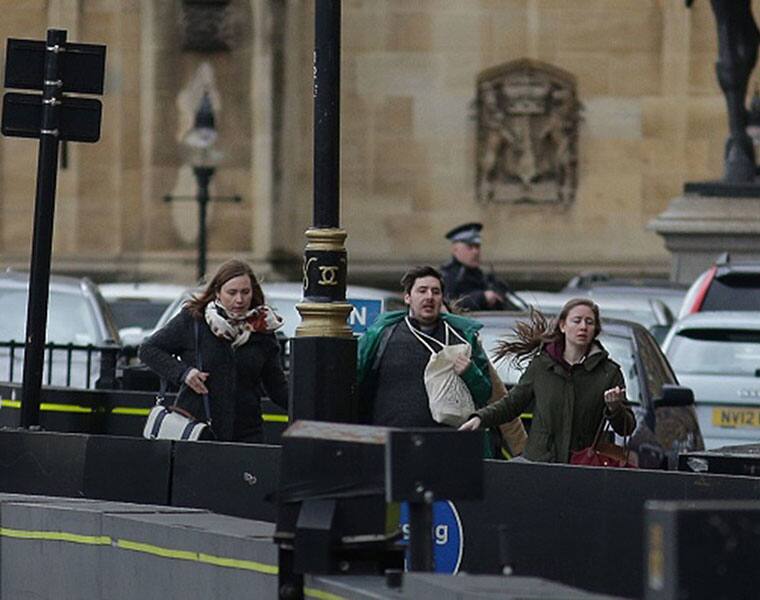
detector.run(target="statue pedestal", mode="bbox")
[649,188,760,284]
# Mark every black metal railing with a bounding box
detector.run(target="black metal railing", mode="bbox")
[0,334,289,394]
[0,340,122,390]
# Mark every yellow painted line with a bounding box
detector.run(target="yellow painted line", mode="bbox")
[0,528,278,576]
[2,399,288,423]
[116,538,199,561]
[0,527,111,545]
[0,400,92,413]
[305,588,349,600]
[116,540,278,575]
[40,403,92,414]
[111,407,151,416]
[198,552,278,575]
[520,412,533,419]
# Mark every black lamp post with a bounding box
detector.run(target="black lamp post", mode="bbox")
[165,91,239,281]
[186,92,217,281]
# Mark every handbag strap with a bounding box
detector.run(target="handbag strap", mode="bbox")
[194,320,212,425]
[167,319,211,425]
[592,410,630,462]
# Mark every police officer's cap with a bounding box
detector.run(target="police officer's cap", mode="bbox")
[445,222,482,245]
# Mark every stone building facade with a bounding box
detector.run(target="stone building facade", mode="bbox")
[0,0,743,287]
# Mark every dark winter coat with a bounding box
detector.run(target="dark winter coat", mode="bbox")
[440,256,516,311]
[138,309,288,442]
[475,342,635,463]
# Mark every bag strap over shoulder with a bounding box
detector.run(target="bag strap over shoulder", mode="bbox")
[405,317,469,354]
[194,320,212,425]
[165,319,211,425]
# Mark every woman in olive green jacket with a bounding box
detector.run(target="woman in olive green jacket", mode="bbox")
[460,298,635,463]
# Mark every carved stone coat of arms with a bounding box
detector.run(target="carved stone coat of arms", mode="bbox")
[475,59,581,206]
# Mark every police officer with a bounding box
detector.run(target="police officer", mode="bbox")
[440,222,512,311]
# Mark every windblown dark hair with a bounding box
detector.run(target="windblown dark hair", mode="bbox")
[400,265,445,295]
[494,298,602,367]
[185,259,265,319]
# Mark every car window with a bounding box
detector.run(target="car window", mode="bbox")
[599,333,641,405]
[667,328,760,376]
[0,289,98,345]
[702,274,760,311]
[108,299,173,331]
[634,330,674,402]
[594,307,657,329]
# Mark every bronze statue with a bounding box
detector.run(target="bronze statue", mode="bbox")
[688,0,760,182]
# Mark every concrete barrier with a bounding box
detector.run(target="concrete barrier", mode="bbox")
[1,430,760,598]
[0,494,278,600]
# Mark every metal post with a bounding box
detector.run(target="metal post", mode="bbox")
[20,29,66,428]
[313,0,340,228]
[194,166,214,281]
[290,0,356,424]
[408,501,434,572]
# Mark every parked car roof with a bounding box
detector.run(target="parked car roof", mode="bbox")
[0,271,119,344]
[516,289,674,343]
[154,281,404,339]
[678,253,760,318]
[100,282,187,346]
[562,272,687,316]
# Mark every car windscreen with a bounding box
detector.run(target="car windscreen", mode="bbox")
[667,328,760,376]
[108,299,173,331]
[0,289,99,345]
[702,274,760,311]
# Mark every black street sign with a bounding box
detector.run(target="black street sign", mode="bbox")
[1,29,106,429]
[4,38,106,94]
[2,93,101,142]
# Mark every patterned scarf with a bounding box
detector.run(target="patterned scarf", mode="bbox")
[204,300,284,348]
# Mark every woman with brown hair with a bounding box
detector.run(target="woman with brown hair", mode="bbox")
[459,298,635,463]
[139,259,288,442]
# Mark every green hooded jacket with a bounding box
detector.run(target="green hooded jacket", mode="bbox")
[357,310,492,406]
[357,310,494,457]
[475,343,635,463]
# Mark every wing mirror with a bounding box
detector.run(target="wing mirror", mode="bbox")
[653,384,695,408]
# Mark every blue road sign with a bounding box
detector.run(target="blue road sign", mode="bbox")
[398,500,464,574]
[347,298,382,334]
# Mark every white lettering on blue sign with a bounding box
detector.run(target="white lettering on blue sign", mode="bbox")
[346,299,382,334]
[398,501,464,574]
[349,306,367,327]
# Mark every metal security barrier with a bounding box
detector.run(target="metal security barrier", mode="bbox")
[0,340,121,390]
[0,383,289,442]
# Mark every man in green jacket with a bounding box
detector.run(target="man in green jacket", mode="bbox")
[356,266,492,431]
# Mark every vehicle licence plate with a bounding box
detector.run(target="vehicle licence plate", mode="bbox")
[712,407,760,429]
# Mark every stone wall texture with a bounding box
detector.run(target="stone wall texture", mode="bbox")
[0,0,748,286]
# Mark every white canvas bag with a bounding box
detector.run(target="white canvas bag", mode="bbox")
[406,317,476,426]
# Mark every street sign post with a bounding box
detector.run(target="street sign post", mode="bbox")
[1,29,106,428]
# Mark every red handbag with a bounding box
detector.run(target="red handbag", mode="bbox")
[570,415,637,468]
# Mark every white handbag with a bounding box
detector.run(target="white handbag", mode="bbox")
[143,401,210,441]
[406,317,476,427]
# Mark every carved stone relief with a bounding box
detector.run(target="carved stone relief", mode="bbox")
[179,0,240,52]
[476,59,581,206]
